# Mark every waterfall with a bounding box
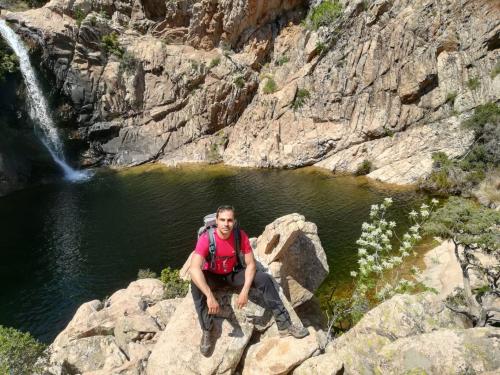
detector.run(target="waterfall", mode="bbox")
[0,19,89,182]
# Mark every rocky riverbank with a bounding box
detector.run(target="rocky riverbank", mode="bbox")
[1,0,497,188]
[41,214,500,374]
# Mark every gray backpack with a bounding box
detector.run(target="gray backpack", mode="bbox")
[198,213,245,272]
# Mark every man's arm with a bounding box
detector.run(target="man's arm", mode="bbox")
[189,253,220,315]
[237,252,256,309]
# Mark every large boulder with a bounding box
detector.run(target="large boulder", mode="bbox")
[376,328,500,374]
[146,290,256,375]
[48,279,170,374]
[254,213,329,307]
[294,292,471,374]
[241,326,323,375]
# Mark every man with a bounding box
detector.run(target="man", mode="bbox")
[190,205,309,356]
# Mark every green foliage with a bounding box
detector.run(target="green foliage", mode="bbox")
[0,38,18,81]
[423,197,499,326]
[233,75,245,88]
[491,62,500,79]
[209,57,220,68]
[119,51,139,74]
[160,267,189,299]
[466,77,480,91]
[306,0,343,30]
[74,7,86,27]
[355,160,373,176]
[101,32,124,58]
[421,102,500,195]
[291,88,310,110]
[263,77,278,94]
[315,41,326,54]
[423,196,499,251]
[137,268,157,279]
[275,55,289,66]
[0,325,48,374]
[26,0,49,8]
[445,91,457,105]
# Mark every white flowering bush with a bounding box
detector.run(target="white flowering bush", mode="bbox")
[351,197,439,304]
[326,197,439,337]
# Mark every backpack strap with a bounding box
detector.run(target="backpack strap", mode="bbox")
[233,222,246,271]
[208,227,217,270]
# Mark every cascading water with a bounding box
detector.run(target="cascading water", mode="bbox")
[0,19,89,181]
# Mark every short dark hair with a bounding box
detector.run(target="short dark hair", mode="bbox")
[216,205,235,218]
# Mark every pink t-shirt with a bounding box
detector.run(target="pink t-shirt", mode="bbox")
[194,229,252,274]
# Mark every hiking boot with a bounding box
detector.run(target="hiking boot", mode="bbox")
[200,329,212,356]
[279,324,309,339]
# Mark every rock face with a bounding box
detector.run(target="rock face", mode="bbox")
[292,292,498,375]
[45,214,328,374]
[2,0,498,185]
[254,213,329,307]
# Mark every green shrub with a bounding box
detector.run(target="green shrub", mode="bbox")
[101,32,124,58]
[445,91,457,105]
[119,51,139,73]
[74,7,86,27]
[0,326,48,374]
[233,75,245,88]
[275,55,289,66]
[490,62,500,79]
[263,77,278,94]
[315,41,326,54]
[355,160,373,176]
[137,268,157,279]
[209,57,220,68]
[292,88,310,110]
[307,1,343,30]
[466,77,480,90]
[160,267,189,299]
[421,103,500,195]
[0,39,18,81]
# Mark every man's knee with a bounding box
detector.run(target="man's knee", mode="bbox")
[253,270,274,289]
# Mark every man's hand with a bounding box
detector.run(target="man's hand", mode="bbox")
[207,294,220,315]
[237,290,249,309]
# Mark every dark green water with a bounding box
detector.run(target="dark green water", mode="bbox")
[0,164,426,343]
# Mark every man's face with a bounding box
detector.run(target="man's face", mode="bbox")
[216,209,235,238]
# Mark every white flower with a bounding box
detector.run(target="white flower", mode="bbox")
[361,222,370,230]
[389,221,396,228]
[402,251,410,257]
[356,239,368,246]
[409,210,418,218]
[358,258,367,265]
[431,198,439,205]
[366,255,375,262]
[371,204,379,211]
[373,265,383,273]
[350,271,358,277]
[358,248,367,256]
[420,210,429,218]
[380,219,388,227]
[402,241,411,249]
[421,203,429,210]
[386,230,393,237]
[403,233,412,240]
[410,224,420,233]
[384,197,393,205]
